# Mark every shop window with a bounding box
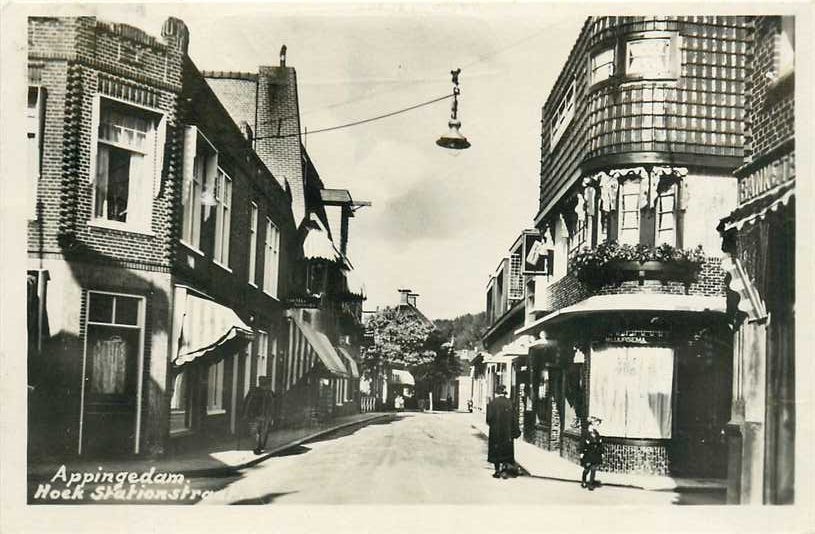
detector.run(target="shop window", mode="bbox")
[27,86,45,219]
[256,330,269,386]
[248,203,258,285]
[626,36,678,79]
[263,218,280,297]
[170,371,191,433]
[85,291,143,398]
[588,344,674,438]
[550,79,576,148]
[92,99,162,232]
[618,180,641,245]
[207,360,225,414]
[213,169,232,268]
[590,47,616,86]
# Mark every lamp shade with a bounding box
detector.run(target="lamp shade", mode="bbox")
[436,119,470,150]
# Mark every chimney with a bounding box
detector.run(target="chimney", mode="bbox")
[161,17,190,54]
[408,293,419,307]
[398,289,411,306]
[280,44,287,67]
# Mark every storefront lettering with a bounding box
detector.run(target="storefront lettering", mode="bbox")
[739,154,795,204]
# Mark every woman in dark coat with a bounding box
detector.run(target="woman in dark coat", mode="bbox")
[486,385,520,479]
[580,422,604,490]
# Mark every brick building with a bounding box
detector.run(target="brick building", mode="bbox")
[718,16,795,504]
[514,16,750,477]
[26,16,365,461]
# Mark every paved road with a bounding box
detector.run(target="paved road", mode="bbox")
[199,412,721,505]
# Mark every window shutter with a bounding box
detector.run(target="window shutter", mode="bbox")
[182,126,197,206]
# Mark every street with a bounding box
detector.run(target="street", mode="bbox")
[198,412,723,505]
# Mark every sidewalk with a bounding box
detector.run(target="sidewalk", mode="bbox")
[29,412,388,480]
[468,413,726,492]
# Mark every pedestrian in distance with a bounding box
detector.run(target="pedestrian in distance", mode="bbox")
[580,419,604,490]
[486,384,521,479]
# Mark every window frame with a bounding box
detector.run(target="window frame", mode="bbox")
[624,32,680,81]
[27,86,46,220]
[617,179,641,245]
[89,95,163,235]
[206,359,226,415]
[213,167,233,270]
[263,218,280,298]
[256,330,269,387]
[170,370,193,434]
[248,202,258,286]
[550,78,576,149]
[589,46,616,86]
[181,127,218,253]
[655,183,678,247]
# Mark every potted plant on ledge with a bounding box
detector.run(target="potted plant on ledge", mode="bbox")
[569,241,707,288]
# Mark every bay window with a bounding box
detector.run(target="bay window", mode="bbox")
[626,36,678,79]
[92,98,162,232]
[590,47,615,85]
[550,79,576,148]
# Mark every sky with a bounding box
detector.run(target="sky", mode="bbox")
[73,3,587,320]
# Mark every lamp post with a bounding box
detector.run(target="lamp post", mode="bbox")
[436,68,471,150]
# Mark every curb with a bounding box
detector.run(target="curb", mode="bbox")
[468,420,725,494]
[180,413,391,477]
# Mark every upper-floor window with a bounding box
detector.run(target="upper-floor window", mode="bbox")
[248,203,258,285]
[775,16,795,79]
[507,253,524,301]
[618,180,641,245]
[655,184,677,246]
[568,216,589,257]
[256,330,269,386]
[213,169,232,268]
[590,47,616,86]
[307,261,327,294]
[27,86,45,219]
[626,37,677,79]
[182,127,217,251]
[92,98,161,232]
[263,218,280,297]
[550,79,576,148]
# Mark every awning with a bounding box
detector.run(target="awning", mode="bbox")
[482,354,518,365]
[343,267,366,297]
[291,315,348,377]
[720,180,794,232]
[390,369,415,386]
[174,293,254,367]
[516,294,727,336]
[303,220,342,262]
[336,346,360,378]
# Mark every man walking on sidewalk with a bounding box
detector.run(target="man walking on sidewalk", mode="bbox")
[580,420,605,490]
[486,385,520,479]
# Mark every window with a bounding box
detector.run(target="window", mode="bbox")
[206,360,225,414]
[550,79,576,148]
[256,331,269,386]
[248,203,258,285]
[243,339,253,397]
[182,127,217,250]
[588,345,674,438]
[263,218,280,297]
[307,261,326,294]
[655,184,677,246]
[27,86,45,219]
[626,37,676,79]
[92,99,161,231]
[507,253,524,301]
[590,47,615,85]
[213,169,232,268]
[170,371,191,433]
[568,217,588,257]
[618,180,640,245]
[775,16,795,79]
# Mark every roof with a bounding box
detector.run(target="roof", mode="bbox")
[396,303,434,328]
[320,188,353,204]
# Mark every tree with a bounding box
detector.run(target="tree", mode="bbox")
[361,306,435,400]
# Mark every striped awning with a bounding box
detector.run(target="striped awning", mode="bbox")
[174,293,254,367]
[390,369,415,386]
[336,346,360,378]
[290,315,348,378]
[721,254,766,321]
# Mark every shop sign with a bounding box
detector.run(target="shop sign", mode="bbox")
[604,332,663,345]
[522,232,554,275]
[739,153,795,204]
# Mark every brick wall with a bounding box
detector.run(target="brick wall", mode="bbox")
[745,16,795,160]
[203,73,259,138]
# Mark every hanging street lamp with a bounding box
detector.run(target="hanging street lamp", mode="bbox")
[436,68,471,150]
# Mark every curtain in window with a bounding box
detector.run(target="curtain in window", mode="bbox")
[90,333,128,395]
[95,145,110,218]
[126,151,148,229]
[589,345,674,439]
